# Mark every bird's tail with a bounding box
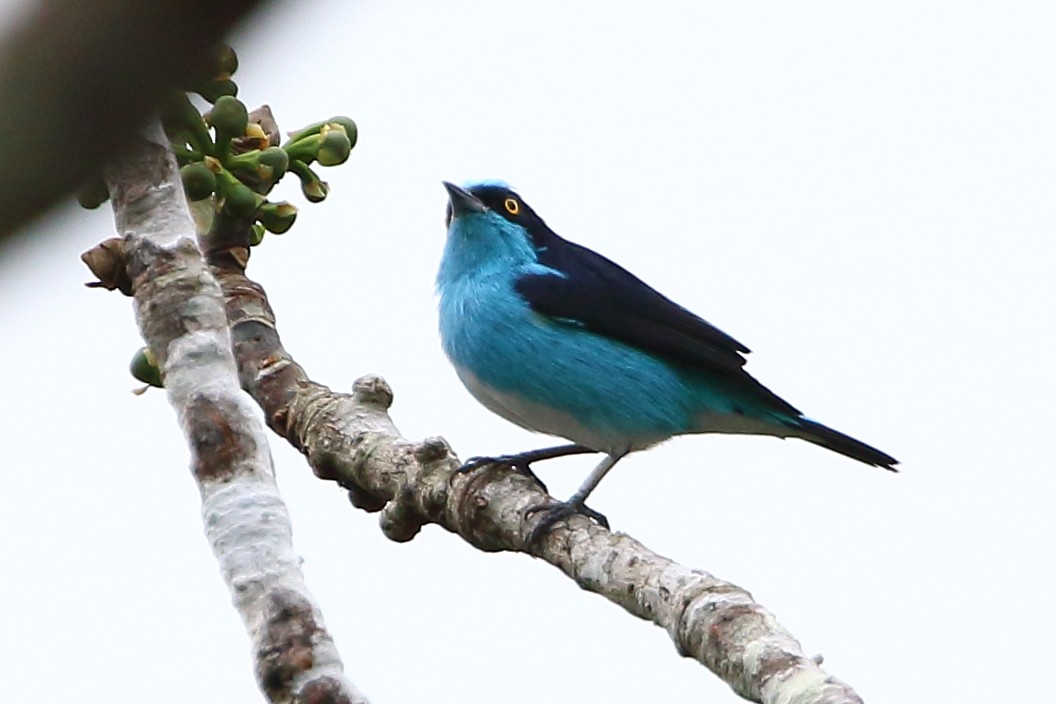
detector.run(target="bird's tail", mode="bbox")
[790,417,898,471]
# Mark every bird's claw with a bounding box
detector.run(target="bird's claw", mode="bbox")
[458,455,501,473]
[525,500,609,544]
[458,455,548,492]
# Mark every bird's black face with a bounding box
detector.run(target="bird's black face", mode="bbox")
[466,184,530,224]
[460,184,551,240]
[443,181,558,252]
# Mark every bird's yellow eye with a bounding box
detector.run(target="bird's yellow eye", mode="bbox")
[504,198,520,215]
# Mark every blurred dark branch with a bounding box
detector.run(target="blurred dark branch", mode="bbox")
[0,0,267,245]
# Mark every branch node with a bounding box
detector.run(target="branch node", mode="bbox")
[412,436,449,464]
[197,178,866,701]
[346,485,387,512]
[80,237,133,295]
[379,483,424,543]
[351,374,392,409]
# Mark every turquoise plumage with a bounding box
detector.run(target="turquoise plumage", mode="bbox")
[437,181,896,540]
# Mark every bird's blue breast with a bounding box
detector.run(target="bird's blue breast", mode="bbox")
[437,212,701,452]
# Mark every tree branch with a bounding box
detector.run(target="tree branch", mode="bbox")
[85,109,866,704]
[198,228,866,704]
[100,124,366,704]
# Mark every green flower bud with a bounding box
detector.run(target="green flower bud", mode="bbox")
[76,177,110,209]
[207,95,249,141]
[326,116,358,150]
[222,180,260,218]
[290,161,328,203]
[214,45,238,78]
[249,223,266,246]
[180,162,217,201]
[284,133,320,165]
[256,146,289,182]
[282,117,357,167]
[197,78,238,104]
[258,200,298,234]
[302,178,329,203]
[284,120,327,145]
[316,126,352,166]
[130,347,163,388]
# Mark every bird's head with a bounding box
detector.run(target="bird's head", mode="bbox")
[439,180,553,281]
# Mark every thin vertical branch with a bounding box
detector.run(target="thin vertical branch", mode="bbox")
[98,123,366,704]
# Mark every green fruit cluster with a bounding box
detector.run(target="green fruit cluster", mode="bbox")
[81,46,358,391]
[79,45,357,248]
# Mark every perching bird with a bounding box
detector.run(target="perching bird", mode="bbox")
[437,180,897,541]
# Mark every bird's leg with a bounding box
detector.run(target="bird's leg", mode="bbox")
[459,444,595,492]
[526,452,626,544]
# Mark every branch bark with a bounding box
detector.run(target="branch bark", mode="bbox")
[85,122,867,704]
[100,124,366,704]
[197,227,867,704]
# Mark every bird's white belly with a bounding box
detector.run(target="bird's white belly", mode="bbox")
[455,366,623,453]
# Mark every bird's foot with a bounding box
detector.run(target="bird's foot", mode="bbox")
[458,454,547,492]
[525,500,609,544]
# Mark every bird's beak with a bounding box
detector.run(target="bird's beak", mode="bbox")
[443,181,487,217]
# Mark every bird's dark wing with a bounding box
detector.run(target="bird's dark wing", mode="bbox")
[515,240,752,377]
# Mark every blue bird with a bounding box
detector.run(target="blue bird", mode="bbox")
[437,180,897,541]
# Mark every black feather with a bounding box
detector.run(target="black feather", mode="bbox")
[792,418,899,470]
[466,186,753,374]
[466,183,802,415]
[516,241,750,376]
[463,183,897,466]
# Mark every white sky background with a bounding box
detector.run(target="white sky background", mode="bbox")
[0,1,1053,701]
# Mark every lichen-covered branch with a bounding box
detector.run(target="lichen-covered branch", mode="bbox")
[96,124,366,704]
[198,237,865,704]
[85,114,865,704]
